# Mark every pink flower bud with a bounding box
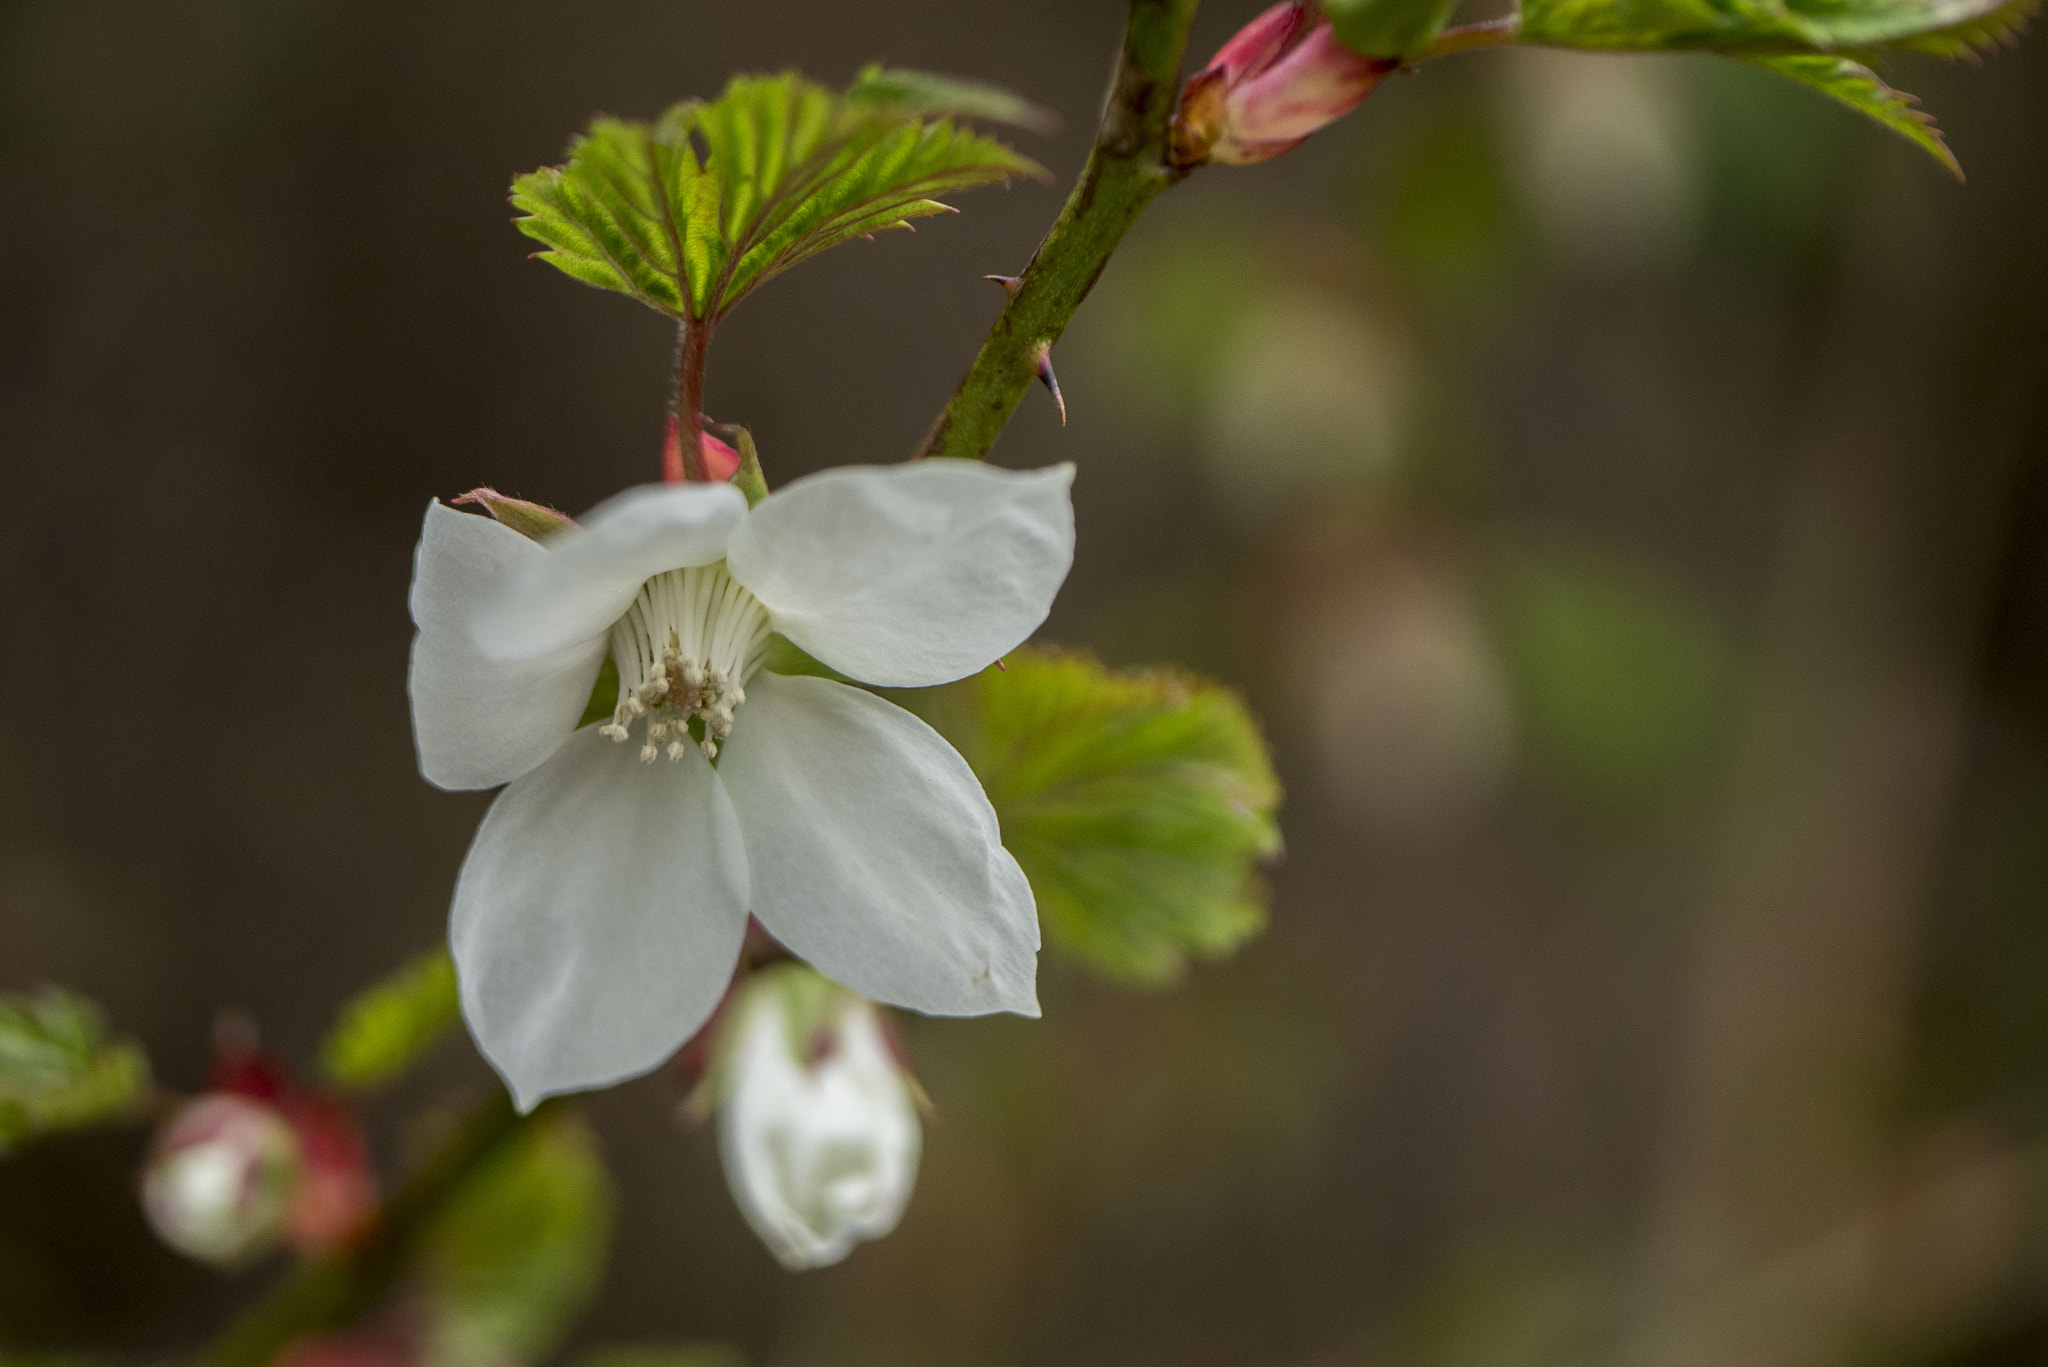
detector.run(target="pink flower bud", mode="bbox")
[1174,3,1395,167]
[141,1092,301,1266]
[277,1092,378,1256]
[663,412,744,483]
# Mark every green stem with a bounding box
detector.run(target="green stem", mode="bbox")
[914,0,1201,460]
[201,1091,544,1367]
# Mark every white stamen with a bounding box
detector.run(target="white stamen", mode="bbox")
[603,563,772,762]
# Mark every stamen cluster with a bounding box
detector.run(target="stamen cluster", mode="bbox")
[601,565,770,761]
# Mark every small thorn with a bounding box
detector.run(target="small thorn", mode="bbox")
[1031,342,1066,426]
[996,658,1007,672]
[984,274,1023,300]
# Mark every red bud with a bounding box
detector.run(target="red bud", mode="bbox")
[1174,3,1394,167]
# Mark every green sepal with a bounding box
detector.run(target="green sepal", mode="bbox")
[0,987,151,1154]
[948,648,1282,986]
[710,422,770,507]
[1327,0,1464,59]
[451,487,576,543]
[319,948,462,1091]
[512,71,1045,324]
[1740,53,1960,177]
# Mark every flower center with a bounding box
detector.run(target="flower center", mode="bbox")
[600,564,771,762]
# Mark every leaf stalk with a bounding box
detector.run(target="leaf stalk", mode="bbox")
[672,320,712,482]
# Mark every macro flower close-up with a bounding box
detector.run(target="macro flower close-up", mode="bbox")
[6,0,2046,1358]
[407,460,1075,1109]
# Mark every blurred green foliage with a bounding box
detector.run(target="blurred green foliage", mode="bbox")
[1375,105,1525,312]
[0,988,149,1155]
[414,1105,613,1367]
[320,948,461,1092]
[1387,1240,1618,1367]
[1490,546,1731,809]
[944,648,1282,985]
[572,1346,748,1367]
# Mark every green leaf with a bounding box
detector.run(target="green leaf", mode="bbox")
[843,64,1061,133]
[947,648,1282,986]
[1328,0,1464,59]
[319,948,460,1091]
[1887,0,2038,54]
[416,1106,613,1367]
[1740,53,1959,176]
[698,72,1047,315]
[0,987,150,1154]
[512,71,1044,323]
[1519,0,2019,49]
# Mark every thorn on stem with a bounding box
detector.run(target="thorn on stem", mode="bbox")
[984,274,1023,299]
[1031,342,1066,426]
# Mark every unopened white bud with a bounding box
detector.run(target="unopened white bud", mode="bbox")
[716,968,921,1270]
[140,1093,301,1267]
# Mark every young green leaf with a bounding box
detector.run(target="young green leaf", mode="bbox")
[698,73,1048,315]
[511,71,1045,324]
[415,1106,613,1367]
[1740,54,1960,177]
[319,948,461,1091]
[844,64,1061,133]
[1519,0,2019,49]
[946,648,1282,986]
[0,987,150,1153]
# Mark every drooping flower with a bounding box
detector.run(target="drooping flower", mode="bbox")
[1172,2,1394,167]
[141,1092,301,1266]
[713,965,921,1269]
[407,461,1075,1110]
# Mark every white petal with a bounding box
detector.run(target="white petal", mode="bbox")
[724,462,1075,687]
[717,672,1039,1017]
[408,502,606,791]
[450,726,751,1109]
[472,481,747,663]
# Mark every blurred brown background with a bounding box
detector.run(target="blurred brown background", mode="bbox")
[4,1,2048,1363]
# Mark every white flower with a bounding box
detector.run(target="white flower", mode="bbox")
[141,1093,301,1266]
[716,967,921,1270]
[407,461,1075,1110]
